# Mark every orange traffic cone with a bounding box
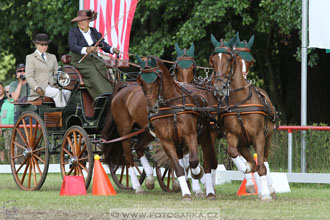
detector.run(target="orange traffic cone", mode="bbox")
[237,153,258,196]
[60,176,87,196]
[92,155,117,196]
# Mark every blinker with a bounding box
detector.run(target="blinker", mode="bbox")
[140,72,158,83]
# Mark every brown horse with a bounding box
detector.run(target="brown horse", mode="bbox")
[210,34,277,200]
[137,55,218,200]
[101,44,203,194]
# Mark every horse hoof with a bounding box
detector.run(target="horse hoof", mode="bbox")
[191,166,204,180]
[269,185,276,199]
[173,179,181,192]
[135,186,144,194]
[145,175,155,190]
[246,184,256,194]
[194,190,205,199]
[260,195,272,201]
[182,194,192,201]
[206,193,216,200]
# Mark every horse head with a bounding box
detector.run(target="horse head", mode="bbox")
[174,43,196,83]
[209,34,237,96]
[137,55,165,114]
[233,32,255,79]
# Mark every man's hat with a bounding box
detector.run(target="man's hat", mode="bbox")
[33,33,51,44]
[16,63,25,71]
[71,9,98,22]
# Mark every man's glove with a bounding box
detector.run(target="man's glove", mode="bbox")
[36,87,45,96]
[86,46,98,53]
[112,47,120,54]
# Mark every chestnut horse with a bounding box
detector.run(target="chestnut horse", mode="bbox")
[101,44,206,194]
[210,34,277,200]
[137,55,218,200]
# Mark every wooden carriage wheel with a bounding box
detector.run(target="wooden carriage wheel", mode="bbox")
[155,165,180,193]
[60,126,94,189]
[109,151,146,190]
[10,112,49,191]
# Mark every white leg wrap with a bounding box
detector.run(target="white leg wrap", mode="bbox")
[260,175,270,196]
[211,169,216,186]
[264,162,273,186]
[245,173,254,186]
[191,163,201,176]
[253,172,261,194]
[183,153,190,169]
[200,173,206,185]
[191,178,202,192]
[140,155,153,177]
[128,167,140,190]
[204,173,215,195]
[239,156,252,173]
[179,159,188,180]
[232,156,247,173]
[178,176,191,196]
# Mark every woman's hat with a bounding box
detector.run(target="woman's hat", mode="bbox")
[33,33,51,44]
[71,9,98,22]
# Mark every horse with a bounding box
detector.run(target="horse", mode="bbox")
[101,43,205,194]
[209,34,277,200]
[137,55,218,200]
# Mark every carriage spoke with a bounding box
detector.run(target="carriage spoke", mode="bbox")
[22,119,31,147]
[78,157,88,162]
[32,156,43,177]
[15,157,28,174]
[12,153,24,160]
[32,132,43,150]
[77,143,87,158]
[66,137,75,155]
[31,158,37,187]
[13,141,26,150]
[162,168,168,181]
[62,147,74,158]
[32,120,39,147]
[73,131,79,156]
[20,159,30,184]
[32,153,45,164]
[167,169,171,189]
[67,166,74,176]
[15,128,29,148]
[29,117,33,146]
[28,159,32,189]
[78,162,88,173]
[119,165,125,183]
[134,163,143,176]
[77,166,83,176]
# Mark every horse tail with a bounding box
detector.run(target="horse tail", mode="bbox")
[101,95,124,166]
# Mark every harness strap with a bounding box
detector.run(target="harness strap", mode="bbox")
[100,127,146,144]
[236,112,250,145]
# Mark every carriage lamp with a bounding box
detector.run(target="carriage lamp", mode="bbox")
[56,66,71,87]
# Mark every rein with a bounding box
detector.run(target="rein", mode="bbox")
[100,127,146,144]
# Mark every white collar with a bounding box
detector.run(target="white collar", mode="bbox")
[79,27,91,35]
[36,50,44,56]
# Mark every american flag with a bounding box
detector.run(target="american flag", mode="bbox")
[84,0,138,59]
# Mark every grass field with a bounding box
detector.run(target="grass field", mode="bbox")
[0,173,329,220]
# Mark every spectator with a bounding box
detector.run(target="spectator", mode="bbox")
[0,82,7,110]
[0,85,14,163]
[9,63,31,122]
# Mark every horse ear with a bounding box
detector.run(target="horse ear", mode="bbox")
[149,56,157,67]
[236,32,240,43]
[136,55,145,68]
[247,35,255,48]
[187,42,195,57]
[175,43,183,57]
[229,33,238,48]
[211,34,218,47]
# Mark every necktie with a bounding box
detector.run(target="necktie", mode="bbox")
[41,53,45,61]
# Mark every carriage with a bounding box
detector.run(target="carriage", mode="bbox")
[9,55,177,192]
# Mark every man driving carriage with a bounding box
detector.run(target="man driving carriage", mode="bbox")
[68,9,120,99]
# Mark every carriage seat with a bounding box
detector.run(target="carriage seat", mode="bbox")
[26,97,55,106]
[61,55,85,87]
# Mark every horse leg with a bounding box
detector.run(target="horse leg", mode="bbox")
[255,135,272,200]
[264,135,276,199]
[161,139,191,200]
[198,127,217,199]
[135,132,155,190]
[238,146,257,193]
[227,134,250,173]
[122,138,144,194]
[182,153,204,198]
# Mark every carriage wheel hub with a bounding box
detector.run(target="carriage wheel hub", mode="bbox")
[23,148,33,158]
[69,156,78,166]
